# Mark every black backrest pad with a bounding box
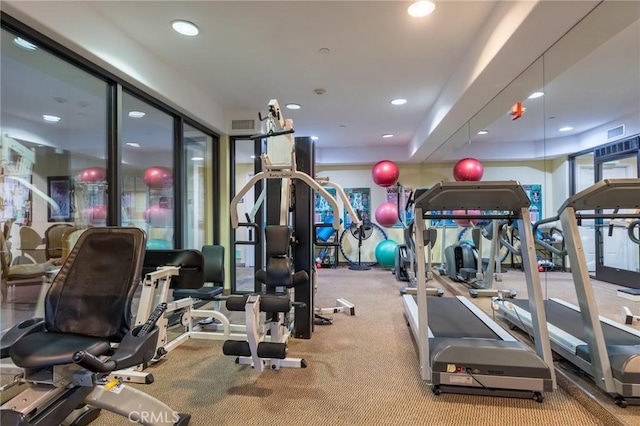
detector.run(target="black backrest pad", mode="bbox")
[263,226,293,287]
[265,226,291,257]
[202,245,224,284]
[45,227,146,341]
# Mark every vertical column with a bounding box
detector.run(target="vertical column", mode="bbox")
[106,83,122,226]
[293,137,314,339]
[415,208,430,381]
[518,207,556,389]
[560,206,615,392]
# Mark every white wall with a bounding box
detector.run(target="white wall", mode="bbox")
[316,160,565,265]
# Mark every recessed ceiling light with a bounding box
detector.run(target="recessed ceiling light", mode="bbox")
[286,103,301,110]
[311,136,319,141]
[43,115,61,123]
[382,134,394,138]
[390,98,407,106]
[126,142,141,148]
[191,157,204,161]
[559,126,573,132]
[408,1,436,18]
[528,91,544,99]
[478,130,489,135]
[250,155,256,159]
[13,37,37,51]
[128,111,146,118]
[171,20,199,36]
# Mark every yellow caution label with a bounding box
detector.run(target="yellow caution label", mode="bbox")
[103,378,120,391]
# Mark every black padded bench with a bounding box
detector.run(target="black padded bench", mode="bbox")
[172,245,224,302]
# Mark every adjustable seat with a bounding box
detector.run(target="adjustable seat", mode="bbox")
[0,227,190,426]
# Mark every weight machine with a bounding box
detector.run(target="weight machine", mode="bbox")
[108,248,246,384]
[0,228,190,425]
[443,218,516,298]
[393,185,444,297]
[224,100,360,371]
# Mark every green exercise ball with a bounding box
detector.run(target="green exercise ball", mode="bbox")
[375,239,398,268]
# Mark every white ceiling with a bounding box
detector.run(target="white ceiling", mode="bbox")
[88,0,495,150]
[1,0,636,166]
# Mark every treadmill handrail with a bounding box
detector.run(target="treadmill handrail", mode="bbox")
[414,181,531,214]
[558,178,640,214]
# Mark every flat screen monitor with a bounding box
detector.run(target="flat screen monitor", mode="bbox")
[142,249,204,289]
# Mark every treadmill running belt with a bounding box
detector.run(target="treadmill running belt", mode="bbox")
[414,296,499,340]
[511,299,640,346]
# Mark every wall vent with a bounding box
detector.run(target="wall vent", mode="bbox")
[231,119,256,131]
[594,136,638,161]
[607,124,625,140]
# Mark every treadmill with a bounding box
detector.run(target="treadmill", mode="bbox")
[498,178,640,407]
[404,181,555,401]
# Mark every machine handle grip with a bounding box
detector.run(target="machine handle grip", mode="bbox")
[73,350,117,373]
[235,223,260,245]
[139,303,166,336]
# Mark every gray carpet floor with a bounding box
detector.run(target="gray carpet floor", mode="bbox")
[2,267,639,425]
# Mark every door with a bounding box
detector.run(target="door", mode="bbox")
[575,158,596,272]
[595,155,640,286]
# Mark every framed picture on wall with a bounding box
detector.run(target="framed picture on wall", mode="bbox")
[47,176,73,221]
[314,187,337,224]
[343,187,371,227]
[0,175,33,226]
[522,184,542,223]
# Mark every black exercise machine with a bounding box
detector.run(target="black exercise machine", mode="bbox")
[224,100,359,370]
[0,227,189,425]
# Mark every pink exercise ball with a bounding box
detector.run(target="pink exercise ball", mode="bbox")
[372,160,400,188]
[452,209,481,227]
[145,205,173,227]
[375,202,399,227]
[77,167,106,183]
[453,158,484,182]
[144,167,172,189]
[84,204,107,223]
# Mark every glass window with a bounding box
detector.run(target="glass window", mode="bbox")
[121,91,174,249]
[1,27,108,325]
[232,138,261,293]
[183,124,212,249]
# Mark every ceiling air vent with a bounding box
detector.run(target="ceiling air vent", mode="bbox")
[231,119,256,131]
[607,124,625,140]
